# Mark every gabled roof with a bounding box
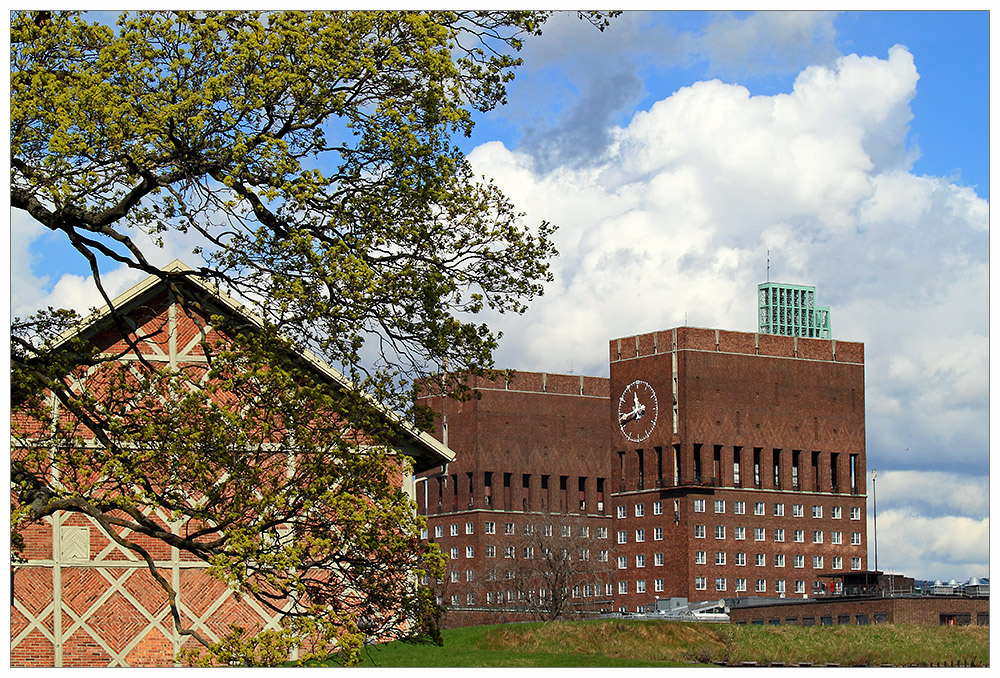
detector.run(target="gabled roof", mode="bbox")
[58,260,454,472]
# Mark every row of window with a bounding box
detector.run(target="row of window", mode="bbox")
[691,552,863,569]
[693,578,826,594]
[445,545,611,562]
[690,525,862,544]
[687,499,861,519]
[430,522,610,539]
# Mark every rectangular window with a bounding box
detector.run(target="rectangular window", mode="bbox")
[832,556,843,570]
[450,571,460,583]
[655,578,664,592]
[794,555,804,568]
[485,521,495,534]
[734,501,746,515]
[734,527,746,540]
[450,524,458,536]
[715,551,726,565]
[617,505,627,519]
[813,556,824,569]
[754,528,765,541]
[695,551,707,565]
[653,501,663,515]
[466,545,474,558]
[485,545,496,558]
[466,569,474,582]
[714,500,725,514]
[619,581,628,595]
[735,578,747,592]
[597,527,608,539]
[832,531,843,545]
[617,530,627,544]
[735,552,746,566]
[695,577,707,591]
[636,554,646,568]
[543,524,553,537]
[504,546,515,559]
[795,580,806,594]
[694,499,706,513]
[598,550,608,562]
[504,522,515,535]
[450,547,459,559]
[794,529,805,543]
[832,506,842,519]
[617,556,627,569]
[774,554,785,567]
[434,525,443,538]
[851,557,862,570]
[851,532,862,545]
[715,526,726,540]
[579,526,590,538]
[812,505,823,519]
[851,507,861,520]
[420,528,428,539]
[636,529,645,542]
[654,527,663,541]
[654,552,664,566]
[813,530,823,544]
[793,504,804,518]
[716,577,727,592]
[756,579,767,593]
[694,525,706,539]
[636,580,647,593]
[755,553,765,567]
[635,503,645,517]
[466,521,474,535]
[525,524,535,536]
[775,580,786,594]
[522,546,532,559]
[606,583,614,596]
[774,528,785,542]
[561,525,571,537]
[754,502,766,516]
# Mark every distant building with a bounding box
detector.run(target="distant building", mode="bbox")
[758,282,831,339]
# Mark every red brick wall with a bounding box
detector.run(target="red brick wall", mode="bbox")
[730,596,989,626]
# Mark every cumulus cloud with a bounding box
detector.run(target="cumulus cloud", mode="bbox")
[468,46,988,493]
[871,510,989,582]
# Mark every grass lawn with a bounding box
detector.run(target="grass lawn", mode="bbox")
[350,619,989,668]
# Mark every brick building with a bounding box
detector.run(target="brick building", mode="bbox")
[419,325,868,620]
[10,262,453,667]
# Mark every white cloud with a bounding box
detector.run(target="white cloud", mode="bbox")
[871,509,989,582]
[469,45,988,485]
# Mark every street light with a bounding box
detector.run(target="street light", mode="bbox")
[871,469,878,572]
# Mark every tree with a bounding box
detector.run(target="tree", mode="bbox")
[10,9,617,666]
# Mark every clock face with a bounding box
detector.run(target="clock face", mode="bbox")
[618,380,658,443]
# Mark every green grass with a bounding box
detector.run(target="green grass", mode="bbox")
[350,619,989,668]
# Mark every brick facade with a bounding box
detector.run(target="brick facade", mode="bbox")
[729,596,989,626]
[420,326,869,620]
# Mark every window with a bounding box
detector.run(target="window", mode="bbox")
[597,527,608,539]
[543,524,553,537]
[522,546,532,559]
[774,503,785,517]
[598,550,609,562]
[735,578,747,592]
[485,545,496,558]
[420,528,428,539]
[485,521,496,535]
[832,556,843,570]
[695,551,707,565]
[450,571,460,583]
[655,578,664,592]
[715,525,726,540]
[636,580,647,593]
[734,501,746,515]
[694,525,706,539]
[606,583,614,596]
[617,555,628,569]
[466,521,474,534]
[735,552,746,566]
[636,554,646,568]
[450,594,460,606]
[559,524,570,537]
[617,505,627,519]
[617,530,627,544]
[756,579,767,593]
[636,529,646,542]
[794,555,804,568]
[851,557,862,570]
[450,547,459,559]
[654,527,663,541]
[832,506,842,519]
[504,522,515,535]
[635,503,645,517]
[792,504,804,518]
[695,577,707,591]
[754,502,765,516]
[851,507,861,520]
[466,569,474,581]
[795,580,806,594]
[793,529,805,543]
[653,501,663,515]
[755,553,766,567]
[466,545,474,558]
[774,554,785,567]
[812,505,823,518]
[434,525,443,538]
[654,552,665,566]
[813,556,824,569]
[775,580,786,594]
[754,528,765,541]
[851,532,862,545]
[813,530,823,544]
[734,527,746,541]
[618,581,628,595]
[694,499,706,513]
[579,526,590,538]
[774,528,785,542]
[504,546,515,559]
[715,551,726,565]
[714,500,725,514]
[832,531,843,545]
[525,524,535,536]
[450,524,458,536]
[716,577,727,591]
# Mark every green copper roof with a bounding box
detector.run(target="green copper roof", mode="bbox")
[758,282,831,339]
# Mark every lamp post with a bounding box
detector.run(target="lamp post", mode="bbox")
[871,469,878,572]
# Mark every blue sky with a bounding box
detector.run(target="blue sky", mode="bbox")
[9,10,991,583]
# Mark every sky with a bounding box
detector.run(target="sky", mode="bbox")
[8,10,991,583]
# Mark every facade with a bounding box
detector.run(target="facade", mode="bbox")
[10,262,453,667]
[419,325,867,621]
[758,282,831,338]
